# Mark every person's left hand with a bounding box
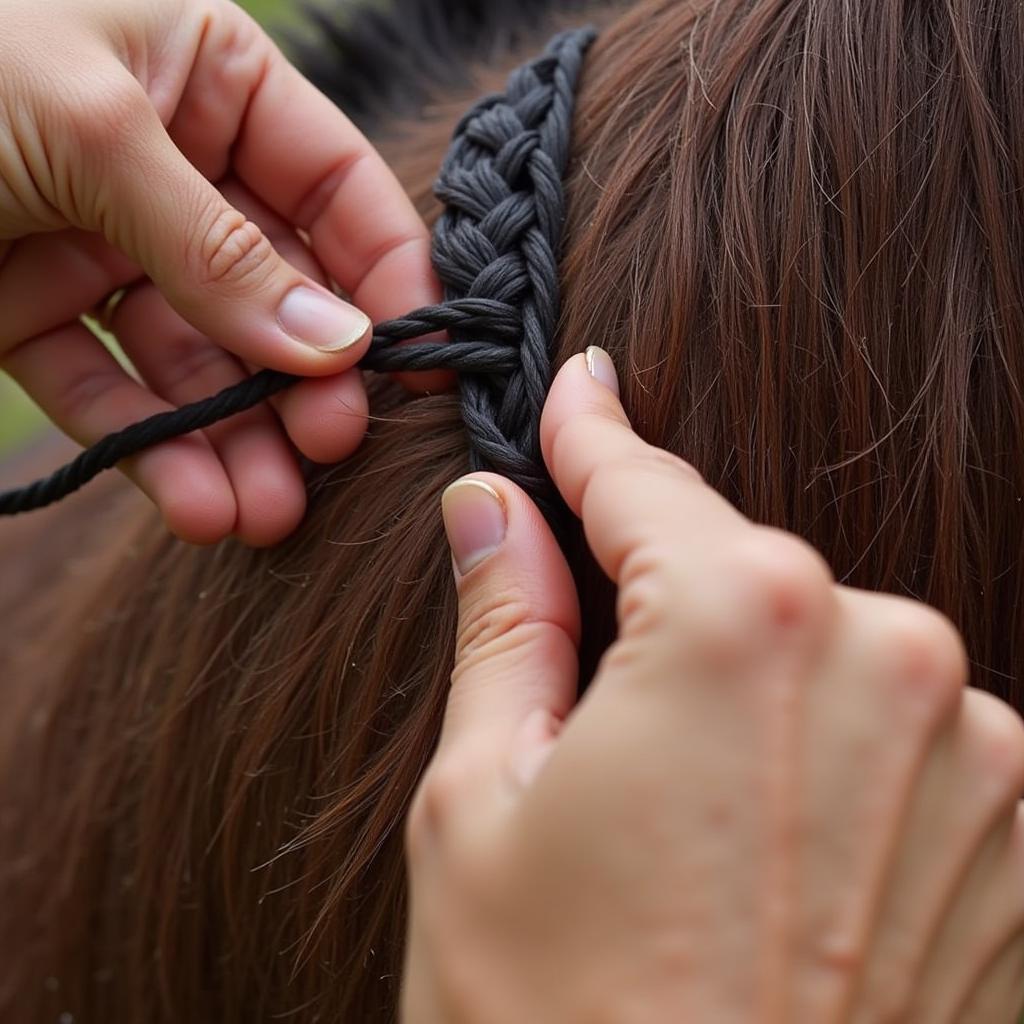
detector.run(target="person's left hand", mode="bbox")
[402,350,1024,1023]
[0,0,442,545]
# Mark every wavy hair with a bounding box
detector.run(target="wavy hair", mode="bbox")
[3,0,1024,1019]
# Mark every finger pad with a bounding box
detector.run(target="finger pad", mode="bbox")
[135,444,237,545]
[279,372,369,464]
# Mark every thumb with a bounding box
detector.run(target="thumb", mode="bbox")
[83,80,371,376]
[438,473,581,786]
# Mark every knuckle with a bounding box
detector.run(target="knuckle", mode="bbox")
[57,365,130,424]
[452,596,539,677]
[64,77,148,150]
[406,754,475,853]
[617,529,834,672]
[963,690,1024,793]
[582,457,629,509]
[193,205,276,290]
[586,446,702,499]
[631,446,705,484]
[156,338,229,395]
[616,546,681,638]
[204,12,265,93]
[807,932,865,993]
[873,601,967,719]
[357,229,427,281]
[726,528,835,628]
[550,408,618,464]
[622,446,704,485]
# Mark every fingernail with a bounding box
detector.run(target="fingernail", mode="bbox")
[441,479,508,575]
[585,345,619,396]
[277,286,371,352]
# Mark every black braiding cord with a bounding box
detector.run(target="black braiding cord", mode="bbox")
[0,27,596,518]
[433,27,594,520]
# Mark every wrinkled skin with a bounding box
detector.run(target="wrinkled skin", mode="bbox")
[0,0,442,545]
[404,350,1024,1023]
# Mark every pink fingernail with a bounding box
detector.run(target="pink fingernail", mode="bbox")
[585,345,620,396]
[277,286,370,352]
[441,479,507,575]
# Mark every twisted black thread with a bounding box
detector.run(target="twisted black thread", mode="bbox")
[0,28,595,518]
[435,27,591,520]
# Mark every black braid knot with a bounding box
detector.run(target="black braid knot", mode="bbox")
[0,27,596,518]
[435,28,593,519]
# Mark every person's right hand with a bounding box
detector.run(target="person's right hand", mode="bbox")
[402,348,1024,1023]
[0,0,441,546]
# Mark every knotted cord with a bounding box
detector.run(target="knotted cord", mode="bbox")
[0,26,595,518]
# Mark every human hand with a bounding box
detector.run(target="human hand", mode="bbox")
[401,349,1024,1022]
[0,0,441,545]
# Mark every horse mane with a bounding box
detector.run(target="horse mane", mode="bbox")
[7,2,1024,1020]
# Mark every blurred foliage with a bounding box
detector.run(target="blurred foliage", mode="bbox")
[238,0,298,30]
[0,378,42,453]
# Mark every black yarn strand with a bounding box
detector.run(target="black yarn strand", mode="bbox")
[0,28,596,519]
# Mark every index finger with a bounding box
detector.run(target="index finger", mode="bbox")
[169,2,446,385]
[232,26,448,389]
[539,349,750,584]
[232,54,440,320]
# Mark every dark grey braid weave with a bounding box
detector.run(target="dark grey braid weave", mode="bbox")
[434,26,592,517]
[0,27,595,518]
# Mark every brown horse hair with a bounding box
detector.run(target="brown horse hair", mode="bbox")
[4,0,1024,1019]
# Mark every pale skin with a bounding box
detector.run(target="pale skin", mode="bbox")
[2,1,1022,1018]
[0,0,444,546]
[405,349,1024,1023]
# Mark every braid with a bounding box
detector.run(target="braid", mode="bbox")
[435,27,592,519]
[0,27,596,519]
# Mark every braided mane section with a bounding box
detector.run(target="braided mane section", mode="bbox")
[0,28,595,517]
[434,27,596,514]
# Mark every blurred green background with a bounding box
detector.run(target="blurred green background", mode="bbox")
[0,0,293,457]
[236,0,295,26]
